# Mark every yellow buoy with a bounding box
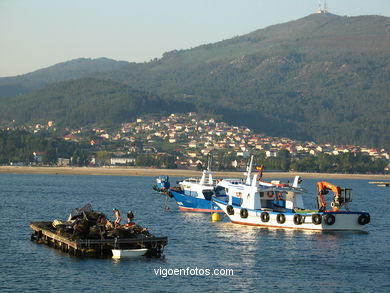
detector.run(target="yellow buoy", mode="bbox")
[211,212,220,222]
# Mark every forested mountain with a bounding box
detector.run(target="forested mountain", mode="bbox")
[0,78,192,127]
[96,13,390,148]
[0,58,129,99]
[0,13,389,148]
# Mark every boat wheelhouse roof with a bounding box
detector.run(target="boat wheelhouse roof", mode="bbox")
[180,178,215,187]
[221,178,244,184]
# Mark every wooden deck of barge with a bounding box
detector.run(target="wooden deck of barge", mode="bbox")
[30,221,168,257]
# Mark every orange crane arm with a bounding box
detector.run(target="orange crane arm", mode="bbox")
[317,181,341,212]
[317,182,341,195]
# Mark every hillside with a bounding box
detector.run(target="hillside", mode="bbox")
[0,58,129,99]
[0,78,192,127]
[0,13,389,148]
[97,13,390,148]
[104,13,389,74]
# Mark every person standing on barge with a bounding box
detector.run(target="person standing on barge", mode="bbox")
[113,208,121,228]
[125,210,135,228]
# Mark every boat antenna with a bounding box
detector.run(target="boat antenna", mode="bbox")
[245,155,254,185]
[207,154,212,171]
[199,154,212,185]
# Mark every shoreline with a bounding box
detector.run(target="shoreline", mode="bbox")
[0,166,389,180]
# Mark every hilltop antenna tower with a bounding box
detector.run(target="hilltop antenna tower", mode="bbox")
[316,0,329,14]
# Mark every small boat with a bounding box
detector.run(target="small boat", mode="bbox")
[213,169,371,231]
[152,175,171,193]
[368,181,390,187]
[112,248,148,259]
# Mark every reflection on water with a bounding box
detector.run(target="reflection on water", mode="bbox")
[0,174,389,292]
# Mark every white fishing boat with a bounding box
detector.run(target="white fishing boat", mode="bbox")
[213,169,371,231]
[111,248,148,259]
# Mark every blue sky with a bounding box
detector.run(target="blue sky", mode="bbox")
[1,0,390,77]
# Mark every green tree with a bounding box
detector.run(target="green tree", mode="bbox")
[43,148,58,166]
[95,151,111,166]
[277,149,291,171]
[72,149,89,166]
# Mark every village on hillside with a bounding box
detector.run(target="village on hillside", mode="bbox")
[22,112,388,172]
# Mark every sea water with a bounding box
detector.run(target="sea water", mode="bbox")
[0,173,389,292]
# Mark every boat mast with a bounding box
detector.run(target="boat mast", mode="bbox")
[245,155,254,185]
[207,154,213,184]
[200,154,213,185]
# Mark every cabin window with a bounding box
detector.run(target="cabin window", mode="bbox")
[214,186,225,195]
[232,197,242,206]
[261,199,273,209]
[203,190,214,200]
[184,190,198,197]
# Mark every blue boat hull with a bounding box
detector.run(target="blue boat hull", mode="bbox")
[169,189,225,212]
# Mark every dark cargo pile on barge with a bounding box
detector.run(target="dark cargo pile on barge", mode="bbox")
[30,204,168,257]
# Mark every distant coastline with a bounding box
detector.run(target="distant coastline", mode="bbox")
[0,166,389,180]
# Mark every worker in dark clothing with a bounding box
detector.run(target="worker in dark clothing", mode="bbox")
[125,210,135,228]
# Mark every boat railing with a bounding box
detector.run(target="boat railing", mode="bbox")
[221,178,244,185]
[180,178,216,187]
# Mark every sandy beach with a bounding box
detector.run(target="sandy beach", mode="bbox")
[1,166,389,180]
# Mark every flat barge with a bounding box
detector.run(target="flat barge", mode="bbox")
[30,204,168,257]
[30,221,167,257]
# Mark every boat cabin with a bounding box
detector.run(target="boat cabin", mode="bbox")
[218,173,305,213]
[156,175,170,189]
[178,169,216,200]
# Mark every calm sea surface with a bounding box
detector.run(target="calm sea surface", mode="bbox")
[0,173,389,292]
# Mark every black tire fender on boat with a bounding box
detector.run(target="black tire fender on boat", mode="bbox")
[226,205,234,215]
[276,213,286,224]
[293,214,303,225]
[312,214,322,225]
[324,214,336,225]
[261,212,270,223]
[358,213,370,225]
[240,208,248,219]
